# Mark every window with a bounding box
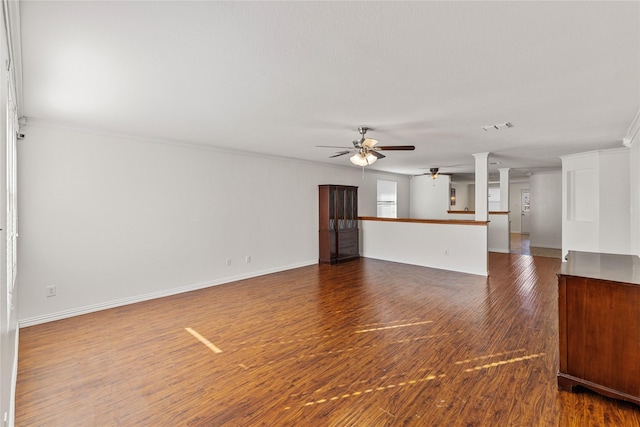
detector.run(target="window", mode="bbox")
[377,180,397,218]
[488,187,501,211]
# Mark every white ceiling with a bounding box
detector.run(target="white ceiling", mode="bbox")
[18,1,640,178]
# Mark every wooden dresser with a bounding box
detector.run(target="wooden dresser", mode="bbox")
[318,185,359,265]
[557,251,640,406]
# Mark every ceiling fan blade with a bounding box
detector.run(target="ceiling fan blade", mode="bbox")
[362,138,379,148]
[375,145,416,151]
[330,151,351,158]
[369,151,386,159]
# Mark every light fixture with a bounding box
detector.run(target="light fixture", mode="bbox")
[350,150,378,166]
[430,167,439,179]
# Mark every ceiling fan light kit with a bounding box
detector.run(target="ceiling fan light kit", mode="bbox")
[350,152,378,166]
[319,126,415,167]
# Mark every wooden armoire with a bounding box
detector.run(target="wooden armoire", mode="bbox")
[318,185,359,264]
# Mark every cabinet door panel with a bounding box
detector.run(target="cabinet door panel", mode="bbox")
[564,276,640,398]
[337,231,357,256]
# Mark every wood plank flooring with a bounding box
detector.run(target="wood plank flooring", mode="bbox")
[510,232,532,255]
[16,253,640,426]
[510,233,562,259]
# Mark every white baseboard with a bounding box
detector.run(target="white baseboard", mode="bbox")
[530,244,562,250]
[19,259,317,327]
[489,248,510,253]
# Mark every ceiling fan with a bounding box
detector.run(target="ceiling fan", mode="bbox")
[317,126,415,166]
[425,167,442,179]
[419,165,464,179]
[419,161,502,179]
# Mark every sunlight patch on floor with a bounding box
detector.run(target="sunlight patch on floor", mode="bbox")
[462,352,545,372]
[185,327,223,353]
[355,320,434,333]
[287,373,447,410]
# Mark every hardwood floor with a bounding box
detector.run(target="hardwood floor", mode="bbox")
[16,254,640,426]
[510,233,562,259]
[510,232,532,255]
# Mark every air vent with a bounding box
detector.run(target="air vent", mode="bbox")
[482,122,513,131]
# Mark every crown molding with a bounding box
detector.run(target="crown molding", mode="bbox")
[623,110,640,147]
[560,146,630,162]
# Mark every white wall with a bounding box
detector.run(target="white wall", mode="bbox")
[447,212,509,253]
[599,149,631,253]
[562,152,599,254]
[561,148,631,257]
[630,138,640,255]
[360,219,488,276]
[468,184,476,211]
[529,172,562,249]
[487,214,510,253]
[409,174,451,219]
[18,124,410,325]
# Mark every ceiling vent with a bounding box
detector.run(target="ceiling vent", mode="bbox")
[482,122,513,131]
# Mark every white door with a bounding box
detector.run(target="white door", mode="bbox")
[521,190,530,234]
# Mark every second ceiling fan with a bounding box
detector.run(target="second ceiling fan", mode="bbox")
[318,126,415,166]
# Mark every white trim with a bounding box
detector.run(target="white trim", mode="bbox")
[19,259,317,327]
[560,147,629,162]
[488,249,510,254]
[623,110,640,147]
[599,146,631,157]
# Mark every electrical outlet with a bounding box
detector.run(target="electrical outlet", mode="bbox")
[245,255,251,263]
[46,285,56,297]
[226,258,231,266]
[444,250,449,256]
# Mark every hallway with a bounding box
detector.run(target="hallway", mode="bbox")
[510,233,562,258]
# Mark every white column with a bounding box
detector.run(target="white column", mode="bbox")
[499,168,510,211]
[474,152,490,221]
